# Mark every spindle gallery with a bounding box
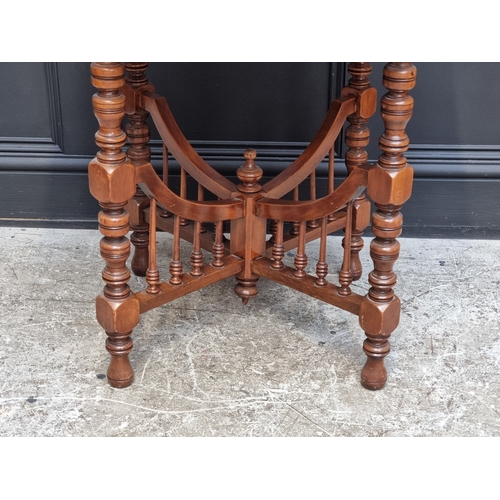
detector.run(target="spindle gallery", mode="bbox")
[88,63,416,390]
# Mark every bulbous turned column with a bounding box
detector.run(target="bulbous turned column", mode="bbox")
[125,63,151,277]
[234,149,264,304]
[89,62,140,388]
[359,62,416,390]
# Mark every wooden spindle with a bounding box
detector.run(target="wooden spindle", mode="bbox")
[307,170,319,228]
[222,221,230,239]
[293,221,307,278]
[180,166,186,196]
[160,143,171,218]
[339,201,354,295]
[327,146,336,222]
[179,168,189,226]
[271,220,285,269]
[169,214,183,285]
[359,62,416,390]
[269,219,278,244]
[198,182,206,233]
[146,198,160,294]
[212,220,225,268]
[190,219,204,277]
[290,186,300,236]
[163,143,168,184]
[315,216,328,286]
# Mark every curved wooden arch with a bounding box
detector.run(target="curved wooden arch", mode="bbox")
[141,89,357,204]
[261,95,356,199]
[136,163,244,222]
[141,92,238,200]
[255,164,370,221]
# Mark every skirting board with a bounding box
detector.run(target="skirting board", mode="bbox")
[0,171,499,239]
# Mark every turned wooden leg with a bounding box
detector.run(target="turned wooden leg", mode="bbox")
[89,62,140,388]
[97,202,139,387]
[359,62,416,390]
[344,63,375,280]
[125,63,152,277]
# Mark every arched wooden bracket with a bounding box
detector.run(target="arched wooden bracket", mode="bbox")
[136,163,244,222]
[255,164,371,221]
[260,96,356,199]
[141,92,237,199]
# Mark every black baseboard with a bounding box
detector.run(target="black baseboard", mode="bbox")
[1,170,499,239]
[0,171,100,225]
[401,177,500,238]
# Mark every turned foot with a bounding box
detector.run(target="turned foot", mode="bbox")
[106,333,134,388]
[360,339,390,390]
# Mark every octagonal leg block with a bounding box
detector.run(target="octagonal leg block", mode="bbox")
[96,294,140,388]
[359,296,400,390]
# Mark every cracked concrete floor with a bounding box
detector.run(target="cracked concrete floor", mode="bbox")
[1,226,499,437]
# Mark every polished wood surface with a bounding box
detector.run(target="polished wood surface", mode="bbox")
[89,62,416,390]
[89,63,138,388]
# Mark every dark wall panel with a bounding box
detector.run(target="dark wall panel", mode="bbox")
[408,63,500,146]
[147,62,332,143]
[57,62,99,156]
[0,63,53,140]
[0,63,61,153]
[363,63,500,177]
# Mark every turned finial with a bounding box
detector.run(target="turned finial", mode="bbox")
[236,149,263,193]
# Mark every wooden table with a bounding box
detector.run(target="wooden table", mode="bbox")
[88,62,416,390]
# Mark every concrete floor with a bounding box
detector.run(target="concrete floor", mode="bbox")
[0,226,499,437]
